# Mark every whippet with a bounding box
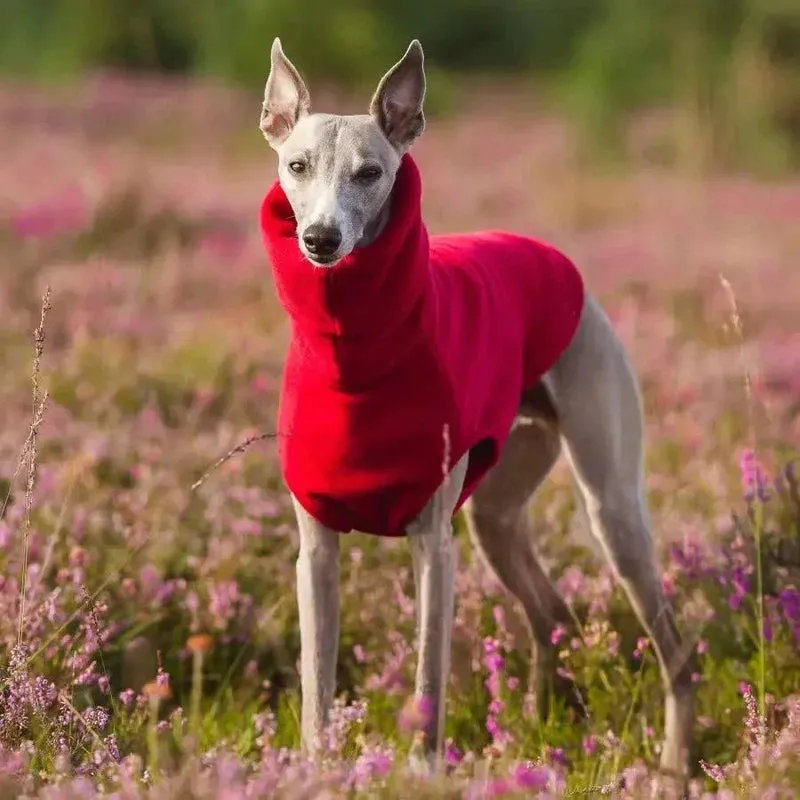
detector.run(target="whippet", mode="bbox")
[258,37,695,779]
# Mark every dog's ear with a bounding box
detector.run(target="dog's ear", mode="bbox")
[369,40,426,152]
[260,38,311,150]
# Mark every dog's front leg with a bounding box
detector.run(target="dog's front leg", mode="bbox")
[292,495,340,760]
[406,453,469,774]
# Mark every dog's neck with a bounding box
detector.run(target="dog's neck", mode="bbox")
[356,195,392,248]
[260,155,433,388]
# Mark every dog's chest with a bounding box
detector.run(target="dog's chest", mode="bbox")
[277,340,463,534]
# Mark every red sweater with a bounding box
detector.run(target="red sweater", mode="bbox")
[260,155,584,536]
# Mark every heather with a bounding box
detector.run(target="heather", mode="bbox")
[1,0,798,172]
[1,73,800,798]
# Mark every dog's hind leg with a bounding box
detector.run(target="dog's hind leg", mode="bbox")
[406,451,469,774]
[292,496,341,760]
[543,294,696,778]
[462,388,578,718]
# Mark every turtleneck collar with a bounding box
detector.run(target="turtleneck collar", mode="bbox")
[260,154,431,390]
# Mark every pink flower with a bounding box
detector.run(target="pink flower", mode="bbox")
[12,191,89,240]
[546,746,568,767]
[511,762,552,790]
[582,734,598,755]
[397,695,434,733]
[661,573,677,598]
[739,449,770,502]
[550,624,566,645]
[558,566,587,600]
[445,741,462,766]
[119,689,136,707]
[251,374,273,393]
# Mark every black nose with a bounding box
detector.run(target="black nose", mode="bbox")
[302,224,342,258]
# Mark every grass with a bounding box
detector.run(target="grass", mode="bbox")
[0,74,799,798]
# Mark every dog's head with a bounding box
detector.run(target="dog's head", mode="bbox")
[260,39,426,266]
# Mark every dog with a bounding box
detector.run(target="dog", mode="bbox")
[258,37,696,779]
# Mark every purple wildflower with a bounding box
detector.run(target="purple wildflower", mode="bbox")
[739,449,770,502]
[510,761,552,790]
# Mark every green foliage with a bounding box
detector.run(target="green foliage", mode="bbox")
[0,0,797,169]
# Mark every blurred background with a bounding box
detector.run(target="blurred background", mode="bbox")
[0,0,798,171]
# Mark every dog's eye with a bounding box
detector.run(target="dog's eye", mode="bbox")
[354,165,382,182]
[288,161,307,175]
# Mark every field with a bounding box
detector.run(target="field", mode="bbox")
[1,73,799,798]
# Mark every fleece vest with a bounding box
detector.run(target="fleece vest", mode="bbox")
[260,154,585,536]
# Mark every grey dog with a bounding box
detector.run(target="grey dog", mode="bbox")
[259,37,695,780]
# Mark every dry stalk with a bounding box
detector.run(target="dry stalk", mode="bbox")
[17,287,52,645]
[190,432,278,491]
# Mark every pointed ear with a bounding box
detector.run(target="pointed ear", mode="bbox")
[369,39,426,152]
[260,38,311,149]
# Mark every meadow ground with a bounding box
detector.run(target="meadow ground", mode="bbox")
[0,74,799,798]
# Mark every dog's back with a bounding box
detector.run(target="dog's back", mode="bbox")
[428,230,585,389]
